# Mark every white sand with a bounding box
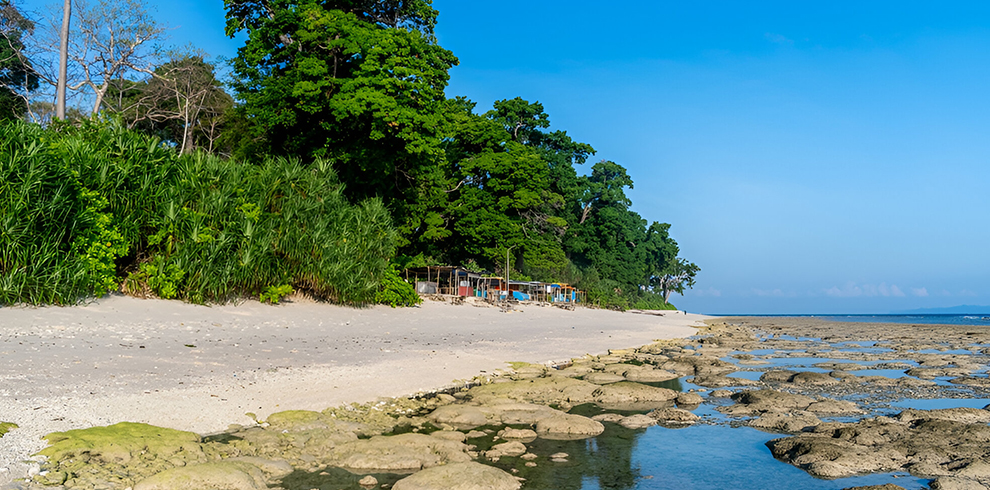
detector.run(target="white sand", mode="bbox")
[0,295,704,485]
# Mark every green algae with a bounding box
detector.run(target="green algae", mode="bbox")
[0,421,17,438]
[36,422,208,489]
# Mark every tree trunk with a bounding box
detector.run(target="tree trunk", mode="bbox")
[56,0,71,119]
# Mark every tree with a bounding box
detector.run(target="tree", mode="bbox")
[0,0,37,120]
[226,0,459,245]
[654,258,700,303]
[107,54,233,154]
[34,0,166,115]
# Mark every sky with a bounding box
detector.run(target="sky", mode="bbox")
[18,0,990,314]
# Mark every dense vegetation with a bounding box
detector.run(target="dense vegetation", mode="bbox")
[0,0,697,309]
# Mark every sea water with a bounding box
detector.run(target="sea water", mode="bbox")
[731,314,990,327]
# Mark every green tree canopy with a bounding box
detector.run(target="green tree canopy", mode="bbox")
[0,0,37,120]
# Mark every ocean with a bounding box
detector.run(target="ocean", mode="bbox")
[716,314,990,326]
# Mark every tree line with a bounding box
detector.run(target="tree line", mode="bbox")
[0,0,698,309]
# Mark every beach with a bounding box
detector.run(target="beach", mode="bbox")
[0,296,703,487]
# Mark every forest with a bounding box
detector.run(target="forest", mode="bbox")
[0,0,698,309]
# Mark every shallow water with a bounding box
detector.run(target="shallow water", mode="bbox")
[893,398,990,410]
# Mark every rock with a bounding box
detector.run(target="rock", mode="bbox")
[788,372,839,386]
[486,441,528,459]
[765,436,907,478]
[955,459,990,479]
[841,485,906,490]
[359,475,379,488]
[806,400,864,415]
[39,422,204,466]
[929,476,987,490]
[465,430,487,439]
[583,372,627,385]
[481,401,559,426]
[535,413,605,440]
[511,363,548,380]
[949,377,990,387]
[525,461,537,467]
[623,367,680,383]
[709,389,733,398]
[427,405,489,429]
[391,462,521,490]
[325,433,472,472]
[592,381,678,409]
[227,457,293,479]
[134,462,268,490]
[436,394,457,405]
[814,362,866,371]
[691,375,760,388]
[556,365,595,378]
[648,408,700,426]
[675,393,704,407]
[520,453,538,461]
[748,412,821,433]
[498,428,537,441]
[550,452,569,459]
[430,430,467,442]
[467,377,599,406]
[591,413,625,423]
[906,368,974,379]
[720,390,814,416]
[760,370,798,383]
[897,408,990,425]
[617,414,656,430]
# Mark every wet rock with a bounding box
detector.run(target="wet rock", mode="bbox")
[814,362,867,371]
[829,370,858,381]
[623,367,680,383]
[692,375,760,388]
[905,368,973,379]
[760,370,798,383]
[719,390,815,416]
[467,377,599,406]
[841,484,907,490]
[427,405,489,429]
[227,457,293,479]
[583,372,627,385]
[709,389,734,398]
[617,414,656,430]
[897,408,990,424]
[391,462,521,490]
[486,441,528,459]
[648,408,700,426]
[766,435,907,478]
[481,401,559,426]
[806,400,864,415]
[498,428,537,441]
[950,377,990,387]
[534,413,605,440]
[591,413,625,423]
[430,430,467,442]
[675,393,704,407]
[929,476,987,490]
[556,365,595,378]
[134,461,269,490]
[789,372,840,386]
[325,433,472,472]
[748,412,821,433]
[592,381,678,409]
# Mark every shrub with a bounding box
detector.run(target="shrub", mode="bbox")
[374,264,422,307]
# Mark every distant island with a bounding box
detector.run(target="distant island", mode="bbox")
[893,305,990,314]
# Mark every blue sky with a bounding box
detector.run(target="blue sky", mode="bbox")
[20,1,990,314]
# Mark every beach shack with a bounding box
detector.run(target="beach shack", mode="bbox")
[404,266,583,305]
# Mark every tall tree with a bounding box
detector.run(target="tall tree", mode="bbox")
[56,0,69,119]
[107,54,233,154]
[226,0,458,243]
[33,0,166,115]
[0,0,37,120]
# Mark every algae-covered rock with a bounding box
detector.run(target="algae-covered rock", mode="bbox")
[427,404,489,429]
[592,381,678,409]
[227,457,293,479]
[583,372,626,385]
[39,422,204,465]
[391,462,521,490]
[325,432,472,472]
[466,377,599,406]
[486,441,527,459]
[623,367,680,383]
[498,428,537,441]
[617,414,655,430]
[134,461,268,490]
[0,421,17,438]
[534,413,605,440]
[648,408,700,426]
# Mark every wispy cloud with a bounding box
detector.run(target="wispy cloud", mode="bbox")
[752,288,796,298]
[691,287,722,297]
[825,282,908,298]
[910,287,929,297]
[764,32,794,45]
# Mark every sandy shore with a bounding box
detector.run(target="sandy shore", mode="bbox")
[0,296,703,486]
